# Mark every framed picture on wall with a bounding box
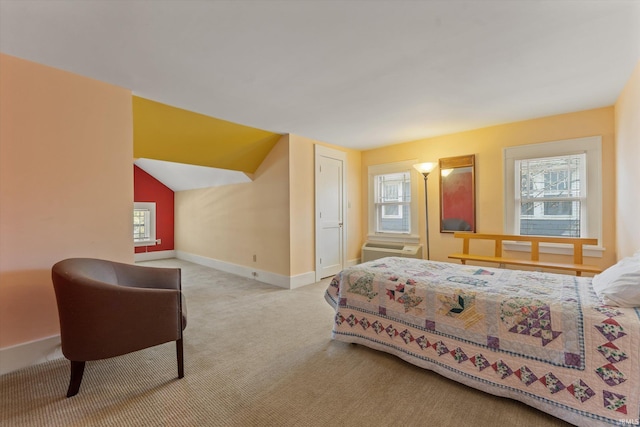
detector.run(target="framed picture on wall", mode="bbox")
[439,154,476,233]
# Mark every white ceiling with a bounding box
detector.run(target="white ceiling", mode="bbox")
[1,0,638,152]
[134,158,252,192]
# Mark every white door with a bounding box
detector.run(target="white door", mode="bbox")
[315,145,346,281]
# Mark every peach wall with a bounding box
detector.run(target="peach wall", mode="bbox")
[175,136,291,276]
[289,136,314,276]
[289,135,362,276]
[614,61,640,259]
[175,133,362,280]
[345,147,363,263]
[0,54,133,348]
[361,107,616,270]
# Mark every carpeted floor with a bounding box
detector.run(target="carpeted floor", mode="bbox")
[0,259,571,426]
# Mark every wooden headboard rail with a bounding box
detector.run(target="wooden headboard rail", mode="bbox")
[449,233,602,276]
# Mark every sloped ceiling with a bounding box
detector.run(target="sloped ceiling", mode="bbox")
[134,158,252,192]
[133,96,281,174]
[131,96,281,190]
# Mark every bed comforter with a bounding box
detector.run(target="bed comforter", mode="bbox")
[324,257,639,427]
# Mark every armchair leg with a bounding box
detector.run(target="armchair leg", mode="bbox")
[176,339,184,379]
[66,361,85,397]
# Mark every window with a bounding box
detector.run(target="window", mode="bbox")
[368,160,419,243]
[133,202,156,246]
[504,136,602,255]
[376,172,410,226]
[517,154,584,237]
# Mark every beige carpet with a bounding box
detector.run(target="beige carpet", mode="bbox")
[0,259,570,426]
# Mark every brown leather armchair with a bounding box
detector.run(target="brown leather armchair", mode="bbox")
[51,258,187,397]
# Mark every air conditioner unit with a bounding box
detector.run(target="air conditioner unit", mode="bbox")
[361,242,423,263]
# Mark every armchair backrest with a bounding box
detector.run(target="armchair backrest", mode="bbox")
[52,258,184,361]
[57,258,119,284]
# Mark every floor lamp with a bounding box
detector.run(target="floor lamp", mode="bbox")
[413,162,436,260]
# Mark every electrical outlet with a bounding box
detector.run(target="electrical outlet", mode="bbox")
[156,238,161,245]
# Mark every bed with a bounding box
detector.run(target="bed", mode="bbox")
[324,257,640,427]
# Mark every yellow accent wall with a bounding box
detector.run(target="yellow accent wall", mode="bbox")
[133,96,281,173]
[361,107,617,271]
[0,54,134,349]
[614,61,640,259]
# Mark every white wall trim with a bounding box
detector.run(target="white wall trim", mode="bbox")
[290,271,317,289]
[176,251,316,289]
[134,250,177,262]
[0,251,318,375]
[346,258,360,267]
[0,334,62,375]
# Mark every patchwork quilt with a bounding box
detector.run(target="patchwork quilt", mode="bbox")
[324,257,640,427]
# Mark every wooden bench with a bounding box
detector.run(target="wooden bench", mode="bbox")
[448,233,602,276]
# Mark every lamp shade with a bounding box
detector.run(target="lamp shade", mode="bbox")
[413,162,436,176]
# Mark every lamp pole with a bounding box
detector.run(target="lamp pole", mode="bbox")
[413,162,435,261]
[421,172,430,260]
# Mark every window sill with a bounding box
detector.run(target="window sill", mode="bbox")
[503,241,604,258]
[134,240,158,247]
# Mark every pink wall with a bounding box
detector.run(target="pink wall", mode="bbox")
[0,54,133,349]
[134,165,175,253]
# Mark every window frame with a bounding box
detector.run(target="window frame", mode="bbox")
[368,160,419,243]
[133,202,157,247]
[504,136,603,257]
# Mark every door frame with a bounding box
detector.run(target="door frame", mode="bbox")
[314,144,347,282]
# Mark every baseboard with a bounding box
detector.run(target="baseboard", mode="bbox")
[175,251,317,289]
[290,271,317,289]
[134,250,177,262]
[346,258,361,267]
[0,254,319,376]
[0,335,63,375]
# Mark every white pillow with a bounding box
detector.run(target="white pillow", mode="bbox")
[592,255,640,307]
